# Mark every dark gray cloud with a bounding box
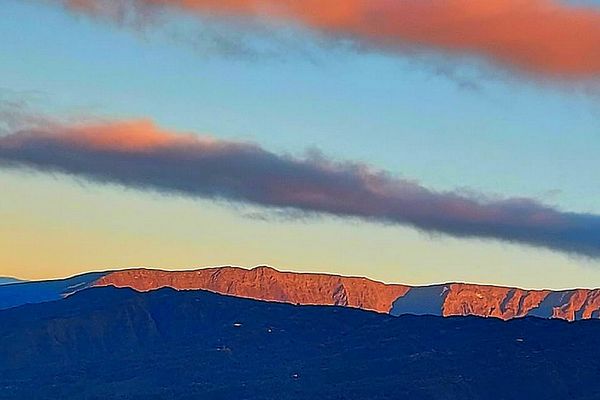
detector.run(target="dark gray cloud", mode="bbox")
[1,119,599,257]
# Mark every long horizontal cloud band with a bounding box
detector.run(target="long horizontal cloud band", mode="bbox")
[1,119,599,256]
[61,0,600,77]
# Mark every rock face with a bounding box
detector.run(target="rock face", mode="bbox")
[94,266,410,313]
[95,266,600,321]
[441,284,550,319]
[390,283,600,321]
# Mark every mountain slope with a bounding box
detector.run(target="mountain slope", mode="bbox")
[2,266,600,321]
[0,272,105,309]
[0,286,599,400]
[0,277,24,286]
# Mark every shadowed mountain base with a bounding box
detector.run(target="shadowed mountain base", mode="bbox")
[0,287,599,399]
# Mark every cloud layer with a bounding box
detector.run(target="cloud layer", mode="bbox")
[57,0,600,77]
[1,118,599,257]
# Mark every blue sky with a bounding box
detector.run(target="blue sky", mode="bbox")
[2,0,600,285]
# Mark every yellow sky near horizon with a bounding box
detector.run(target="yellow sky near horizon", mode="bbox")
[3,169,600,290]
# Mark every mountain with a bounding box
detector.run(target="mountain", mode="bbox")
[390,282,600,321]
[94,266,410,312]
[0,272,105,309]
[0,286,599,400]
[2,266,600,321]
[0,277,24,286]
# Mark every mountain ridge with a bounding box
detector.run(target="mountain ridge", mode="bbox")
[3,265,600,321]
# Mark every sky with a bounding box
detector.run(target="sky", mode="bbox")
[2,0,600,288]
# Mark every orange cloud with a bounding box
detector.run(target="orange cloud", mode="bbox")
[59,119,192,151]
[61,0,600,77]
[2,119,230,152]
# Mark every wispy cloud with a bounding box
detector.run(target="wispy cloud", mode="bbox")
[1,117,599,257]
[48,0,600,77]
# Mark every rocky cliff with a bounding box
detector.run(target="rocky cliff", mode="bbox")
[94,266,600,321]
[94,266,410,313]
